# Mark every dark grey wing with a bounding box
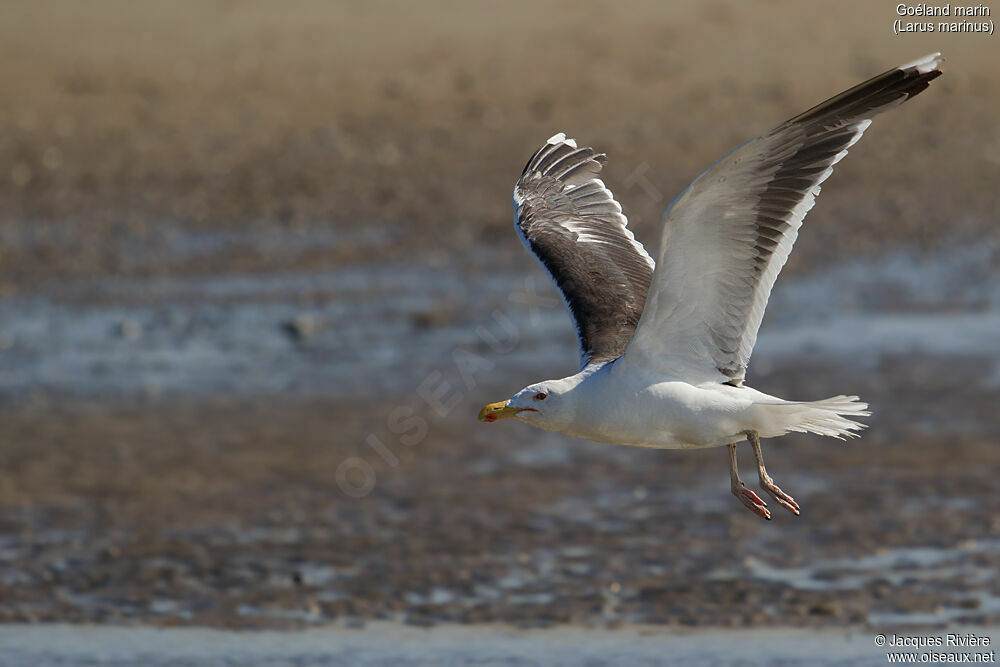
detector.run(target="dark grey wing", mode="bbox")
[626,53,943,384]
[513,133,655,368]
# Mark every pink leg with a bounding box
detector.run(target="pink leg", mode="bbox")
[746,430,800,516]
[729,443,770,520]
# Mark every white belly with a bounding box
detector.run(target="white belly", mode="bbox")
[510,361,862,447]
[561,369,765,450]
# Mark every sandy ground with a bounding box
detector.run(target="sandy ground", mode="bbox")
[0,0,999,639]
[0,1,996,286]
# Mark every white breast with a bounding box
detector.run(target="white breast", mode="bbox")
[564,363,758,449]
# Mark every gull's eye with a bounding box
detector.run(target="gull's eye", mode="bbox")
[534,392,547,401]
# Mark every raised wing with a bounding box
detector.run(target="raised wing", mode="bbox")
[625,54,943,384]
[514,133,655,368]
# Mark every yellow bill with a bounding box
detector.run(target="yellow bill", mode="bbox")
[478,400,523,422]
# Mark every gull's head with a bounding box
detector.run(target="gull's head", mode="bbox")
[478,381,574,430]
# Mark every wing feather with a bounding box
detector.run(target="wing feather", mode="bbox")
[514,133,655,368]
[624,54,943,383]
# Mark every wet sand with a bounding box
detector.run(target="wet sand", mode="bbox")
[0,0,999,648]
[1,377,999,629]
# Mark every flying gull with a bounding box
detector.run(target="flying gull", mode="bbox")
[479,54,943,519]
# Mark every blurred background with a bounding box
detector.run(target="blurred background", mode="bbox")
[0,0,998,640]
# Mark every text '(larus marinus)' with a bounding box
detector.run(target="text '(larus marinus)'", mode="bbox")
[479,54,943,519]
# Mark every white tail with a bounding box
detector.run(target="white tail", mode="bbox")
[761,395,870,439]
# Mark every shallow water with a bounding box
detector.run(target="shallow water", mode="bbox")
[0,237,996,404]
[3,623,996,666]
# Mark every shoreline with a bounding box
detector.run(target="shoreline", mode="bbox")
[2,622,997,666]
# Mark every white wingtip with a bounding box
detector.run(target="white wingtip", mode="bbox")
[547,132,577,148]
[898,52,943,74]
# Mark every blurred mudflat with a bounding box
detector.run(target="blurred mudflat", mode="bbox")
[0,1,995,284]
[1,367,1000,629]
[0,0,998,638]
